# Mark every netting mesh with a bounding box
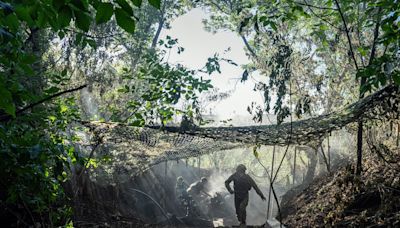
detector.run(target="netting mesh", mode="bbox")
[74,124,240,177]
[146,85,400,145]
[77,85,400,177]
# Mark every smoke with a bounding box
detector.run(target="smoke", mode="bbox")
[80,87,100,120]
[207,171,230,195]
[206,169,271,226]
[68,111,357,226]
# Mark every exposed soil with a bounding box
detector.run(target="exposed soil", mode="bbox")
[280,151,400,227]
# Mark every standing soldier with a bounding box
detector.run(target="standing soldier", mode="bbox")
[225,164,266,226]
[175,176,189,199]
[175,176,192,216]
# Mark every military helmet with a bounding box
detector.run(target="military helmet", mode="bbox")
[236,164,247,172]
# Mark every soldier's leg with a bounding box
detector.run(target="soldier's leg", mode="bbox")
[234,194,241,222]
[239,194,249,224]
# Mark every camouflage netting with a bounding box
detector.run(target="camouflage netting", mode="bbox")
[74,124,241,177]
[78,85,399,176]
[147,85,400,146]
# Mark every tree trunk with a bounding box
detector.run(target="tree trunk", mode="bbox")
[320,143,331,173]
[356,7,381,175]
[151,18,164,48]
[240,35,257,59]
[303,147,317,185]
[25,28,45,95]
[267,145,276,219]
[151,1,167,49]
[397,123,399,147]
[293,147,297,185]
[327,136,331,169]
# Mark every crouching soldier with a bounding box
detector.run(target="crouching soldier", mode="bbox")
[186,177,210,217]
[225,164,266,226]
[187,177,208,196]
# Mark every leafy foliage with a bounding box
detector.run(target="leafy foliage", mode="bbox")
[0,0,398,226]
[116,48,213,125]
[202,0,400,125]
[0,0,163,226]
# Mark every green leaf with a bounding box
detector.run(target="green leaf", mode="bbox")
[85,38,97,48]
[357,47,367,57]
[4,14,19,32]
[70,0,88,11]
[60,104,68,113]
[15,6,33,26]
[131,120,144,126]
[36,11,48,28]
[0,85,16,117]
[95,2,113,24]
[61,69,68,76]
[393,73,400,85]
[48,115,57,122]
[58,6,73,28]
[148,0,161,9]
[116,0,133,15]
[52,0,64,11]
[134,113,143,120]
[115,8,135,33]
[74,10,91,32]
[252,146,259,158]
[58,31,65,39]
[74,33,83,45]
[21,54,36,64]
[19,63,35,76]
[131,0,142,7]
[269,21,277,31]
[44,87,60,94]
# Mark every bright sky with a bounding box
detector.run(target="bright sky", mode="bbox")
[161,8,264,119]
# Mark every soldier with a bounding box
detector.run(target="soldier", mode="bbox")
[175,176,189,199]
[175,176,191,215]
[183,177,209,217]
[187,177,209,197]
[225,164,266,226]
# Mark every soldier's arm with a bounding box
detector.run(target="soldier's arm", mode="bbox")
[249,176,266,200]
[225,174,234,194]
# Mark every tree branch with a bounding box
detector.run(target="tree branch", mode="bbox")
[334,0,359,71]
[151,1,167,48]
[240,34,258,59]
[151,18,165,48]
[65,28,123,40]
[207,0,230,14]
[294,1,337,11]
[0,84,87,122]
[304,0,341,30]
[368,7,381,67]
